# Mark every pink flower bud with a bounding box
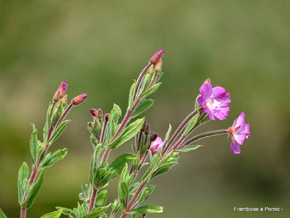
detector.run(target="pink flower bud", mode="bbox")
[97,108,103,119]
[90,108,97,117]
[104,113,110,121]
[53,81,68,102]
[149,136,164,153]
[149,50,164,65]
[72,94,88,106]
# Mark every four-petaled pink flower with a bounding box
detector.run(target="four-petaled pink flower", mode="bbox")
[227,112,250,154]
[149,136,164,153]
[198,79,231,120]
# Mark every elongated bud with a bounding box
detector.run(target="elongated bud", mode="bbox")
[53,81,68,102]
[72,94,88,106]
[154,60,162,73]
[149,50,164,65]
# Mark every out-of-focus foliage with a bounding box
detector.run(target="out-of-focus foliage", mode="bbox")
[1,0,290,217]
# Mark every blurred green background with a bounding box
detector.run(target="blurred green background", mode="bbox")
[1,0,290,217]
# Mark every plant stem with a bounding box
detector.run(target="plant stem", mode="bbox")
[181,129,228,148]
[89,187,98,212]
[163,108,201,154]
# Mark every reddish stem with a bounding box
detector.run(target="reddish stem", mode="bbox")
[89,187,98,212]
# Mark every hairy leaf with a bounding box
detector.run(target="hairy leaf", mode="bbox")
[40,209,63,218]
[30,124,38,164]
[41,148,68,168]
[17,162,29,205]
[131,99,154,118]
[48,120,71,144]
[109,118,144,149]
[128,205,163,214]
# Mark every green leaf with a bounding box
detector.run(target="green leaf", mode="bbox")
[24,170,46,208]
[84,205,111,218]
[128,81,137,110]
[140,82,162,99]
[131,99,154,118]
[194,95,200,111]
[48,120,71,144]
[109,153,136,176]
[109,118,145,149]
[128,205,163,214]
[106,104,122,142]
[118,182,129,209]
[40,209,63,218]
[41,148,68,168]
[17,162,29,205]
[183,112,200,136]
[0,208,7,218]
[177,145,202,152]
[30,124,38,164]
[56,207,76,218]
[95,190,108,207]
[137,184,155,203]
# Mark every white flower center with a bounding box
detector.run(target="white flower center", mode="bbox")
[206,97,220,109]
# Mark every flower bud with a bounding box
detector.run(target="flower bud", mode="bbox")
[53,81,68,102]
[149,50,164,65]
[61,94,67,106]
[104,113,110,122]
[97,108,103,119]
[149,136,164,153]
[90,108,97,117]
[154,60,162,73]
[72,94,88,106]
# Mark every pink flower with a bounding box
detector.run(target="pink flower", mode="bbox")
[227,112,250,154]
[149,136,164,153]
[198,79,231,120]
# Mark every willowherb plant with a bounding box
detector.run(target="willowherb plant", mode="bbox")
[0,50,250,218]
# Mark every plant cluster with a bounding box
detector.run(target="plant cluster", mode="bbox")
[0,50,250,218]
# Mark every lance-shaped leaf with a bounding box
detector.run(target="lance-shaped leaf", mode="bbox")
[41,148,68,169]
[183,112,200,136]
[140,82,162,99]
[40,209,63,218]
[109,153,136,176]
[109,118,145,149]
[30,124,38,164]
[48,120,71,144]
[128,81,137,110]
[128,205,163,214]
[176,144,202,152]
[106,104,122,142]
[137,184,155,203]
[131,99,154,119]
[17,162,29,205]
[24,170,46,208]
[95,190,108,207]
[84,204,111,218]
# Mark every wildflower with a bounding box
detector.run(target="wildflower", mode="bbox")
[227,112,250,154]
[150,136,164,153]
[198,79,231,120]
